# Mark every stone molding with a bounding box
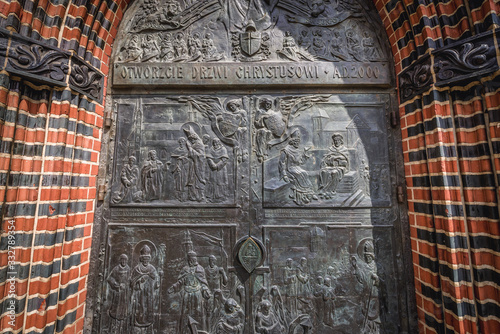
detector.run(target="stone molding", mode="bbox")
[398,28,499,103]
[0,27,104,103]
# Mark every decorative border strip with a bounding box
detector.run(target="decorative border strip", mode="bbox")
[398,29,499,103]
[0,28,104,103]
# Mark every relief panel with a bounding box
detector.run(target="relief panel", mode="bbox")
[102,225,241,334]
[116,0,387,64]
[110,94,391,209]
[260,225,399,334]
[110,96,249,207]
[258,95,391,207]
[112,0,391,87]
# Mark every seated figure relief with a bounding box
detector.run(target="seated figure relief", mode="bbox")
[112,156,139,204]
[318,133,349,199]
[279,129,318,206]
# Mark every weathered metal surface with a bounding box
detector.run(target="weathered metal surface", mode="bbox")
[109,94,391,209]
[88,0,416,333]
[96,92,410,334]
[111,0,392,87]
[113,61,391,87]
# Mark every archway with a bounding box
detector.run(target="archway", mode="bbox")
[89,1,415,333]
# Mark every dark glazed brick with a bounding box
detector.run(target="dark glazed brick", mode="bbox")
[62,253,81,271]
[425,313,445,334]
[58,281,80,300]
[421,282,442,305]
[442,294,476,318]
[55,309,77,333]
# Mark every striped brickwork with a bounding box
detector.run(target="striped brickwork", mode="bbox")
[0,0,497,333]
[374,0,500,333]
[0,0,129,332]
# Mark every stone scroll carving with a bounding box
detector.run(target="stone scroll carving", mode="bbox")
[114,0,387,65]
[69,57,104,102]
[0,29,105,101]
[8,43,70,81]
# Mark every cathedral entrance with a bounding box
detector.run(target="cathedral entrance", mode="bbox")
[89,0,414,333]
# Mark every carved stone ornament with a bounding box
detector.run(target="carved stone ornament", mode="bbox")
[398,29,500,100]
[398,57,432,102]
[434,30,499,86]
[69,57,104,102]
[0,29,71,86]
[0,28,105,101]
[8,43,70,82]
[238,237,262,273]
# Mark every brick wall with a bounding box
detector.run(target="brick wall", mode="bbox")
[375,1,500,333]
[0,0,498,333]
[0,0,130,332]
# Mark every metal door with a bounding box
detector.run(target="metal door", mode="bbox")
[88,1,416,333]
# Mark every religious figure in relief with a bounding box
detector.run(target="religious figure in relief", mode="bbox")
[141,35,160,62]
[322,277,335,327]
[206,255,228,291]
[277,31,314,62]
[112,156,139,204]
[310,0,329,17]
[130,245,159,334]
[255,300,285,334]
[205,255,229,329]
[160,33,175,61]
[174,32,188,59]
[141,150,164,201]
[187,32,203,61]
[255,98,286,162]
[313,275,325,324]
[107,254,131,334]
[360,159,370,195]
[206,138,230,203]
[202,32,224,61]
[121,35,143,62]
[183,126,207,202]
[279,129,317,206]
[218,99,247,141]
[296,257,311,299]
[283,258,297,316]
[352,241,382,334]
[318,133,349,199]
[215,298,245,334]
[219,0,272,31]
[171,138,191,202]
[168,251,211,334]
[330,30,348,61]
[362,31,382,61]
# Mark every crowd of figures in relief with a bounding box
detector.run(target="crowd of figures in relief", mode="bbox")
[111,94,390,207]
[105,231,385,333]
[115,0,385,64]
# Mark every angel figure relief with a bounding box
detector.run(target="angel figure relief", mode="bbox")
[254,95,330,162]
[178,96,249,163]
